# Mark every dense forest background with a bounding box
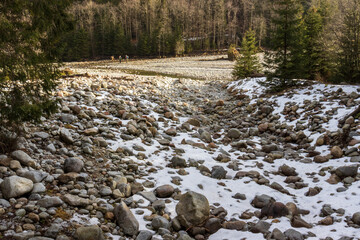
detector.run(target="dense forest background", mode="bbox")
[60,0,339,61]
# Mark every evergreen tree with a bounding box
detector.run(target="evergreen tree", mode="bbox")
[233,29,262,79]
[0,0,72,149]
[303,6,327,80]
[338,0,360,83]
[264,0,304,90]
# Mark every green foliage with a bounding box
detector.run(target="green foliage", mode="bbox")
[337,0,360,83]
[264,0,305,90]
[0,0,71,131]
[232,29,262,79]
[303,6,331,80]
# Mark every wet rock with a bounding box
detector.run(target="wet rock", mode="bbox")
[335,165,358,179]
[113,201,139,236]
[176,191,210,227]
[75,225,104,240]
[1,176,33,199]
[64,157,84,173]
[155,185,174,198]
[10,150,36,167]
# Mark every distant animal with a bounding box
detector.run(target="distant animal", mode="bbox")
[111,56,115,61]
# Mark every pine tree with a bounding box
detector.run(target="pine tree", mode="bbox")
[264,0,304,90]
[233,29,262,79]
[303,6,326,80]
[338,0,360,83]
[0,0,72,149]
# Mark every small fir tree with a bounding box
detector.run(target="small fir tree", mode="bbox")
[232,29,261,79]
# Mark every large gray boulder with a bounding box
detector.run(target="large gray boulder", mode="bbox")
[60,128,74,144]
[62,194,89,207]
[11,150,36,167]
[1,176,34,199]
[75,225,104,240]
[113,201,139,236]
[175,191,210,227]
[335,165,358,179]
[37,197,64,208]
[64,157,84,173]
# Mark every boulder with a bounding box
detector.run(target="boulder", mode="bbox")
[331,146,343,158]
[60,128,74,144]
[64,158,84,173]
[155,185,174,198]
[62,194,89,207]
[176,191,210,227]
[113,201,139,236]
[352,212,360,225]
[10,150,36,167]
[1,176,33,199]
[75,225,104,240]
[37,197,64,208]
[335,165,358,179]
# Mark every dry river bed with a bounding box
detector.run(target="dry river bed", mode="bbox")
[0,56,359,240]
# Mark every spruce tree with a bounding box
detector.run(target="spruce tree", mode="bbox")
[264,0,304,90]
[0,0,71,147]
[338,0,360,83]
[232,29,261,79]
[303,6,326,80]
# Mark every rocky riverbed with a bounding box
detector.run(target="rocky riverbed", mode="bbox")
[0,56,360,240]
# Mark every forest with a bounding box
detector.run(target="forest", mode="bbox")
[61,0,342,58]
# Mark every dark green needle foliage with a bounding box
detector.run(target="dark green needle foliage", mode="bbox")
[233,29,262,79]
[264,0,304,91]
[0,0,72,150]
